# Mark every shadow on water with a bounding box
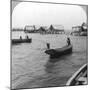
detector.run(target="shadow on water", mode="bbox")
[45,53,73,73]
[13,53,73,89]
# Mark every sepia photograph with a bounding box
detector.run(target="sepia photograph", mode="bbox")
[11,0,88,89]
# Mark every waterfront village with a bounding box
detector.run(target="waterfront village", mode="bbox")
[12,22,87,36]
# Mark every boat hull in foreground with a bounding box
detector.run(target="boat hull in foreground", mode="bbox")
[66,64,87,86]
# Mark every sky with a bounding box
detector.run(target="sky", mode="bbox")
[12,2,87,30]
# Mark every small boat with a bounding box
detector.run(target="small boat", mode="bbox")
[45,44,72,59]
[66,64,87,86]
[12,38,32,45]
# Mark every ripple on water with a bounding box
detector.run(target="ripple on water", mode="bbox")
[12,34,87,89]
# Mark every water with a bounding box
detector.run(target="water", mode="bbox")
[11,31,87,89]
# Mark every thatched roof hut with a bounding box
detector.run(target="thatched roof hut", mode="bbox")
[49,25,54,31]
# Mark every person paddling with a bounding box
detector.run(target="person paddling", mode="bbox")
[67,37,71,46]
[20,36,22,39]
[47,43,50,49]
[26,35,29,39]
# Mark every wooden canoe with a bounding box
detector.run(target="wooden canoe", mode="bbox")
[45,44,72,59]
[12,38,32,45]
[66,64,87,86]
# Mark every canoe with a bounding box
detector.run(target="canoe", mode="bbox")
[66,64,87,86]
[45,44,72,59]
[12,38,32,45]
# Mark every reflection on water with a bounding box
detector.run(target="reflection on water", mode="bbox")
[11,32,87,89]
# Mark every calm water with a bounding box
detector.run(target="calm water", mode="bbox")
[11,31,87,89]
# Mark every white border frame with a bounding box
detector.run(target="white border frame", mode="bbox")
[0,0,89,90]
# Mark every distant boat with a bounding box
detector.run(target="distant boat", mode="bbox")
[12,38,32,45]
[66,64,87,86]
[45,44,72,59]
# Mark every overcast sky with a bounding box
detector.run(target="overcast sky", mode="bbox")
[12,2,87,30]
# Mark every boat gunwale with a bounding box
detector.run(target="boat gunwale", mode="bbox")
[45,44,72,55]
[66,64,87,86]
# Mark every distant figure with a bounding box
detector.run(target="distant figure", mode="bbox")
[26,35,29,39]
[20,36,22,39]
[67,37,71,45]
[47,43,50,49]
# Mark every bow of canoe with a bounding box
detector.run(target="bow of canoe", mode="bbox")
[45,44,72,59]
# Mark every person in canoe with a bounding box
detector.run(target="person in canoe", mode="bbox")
[67,37,71,46]
[26,35,29,39]
[20,36,22,39]
[46,43,50,49]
